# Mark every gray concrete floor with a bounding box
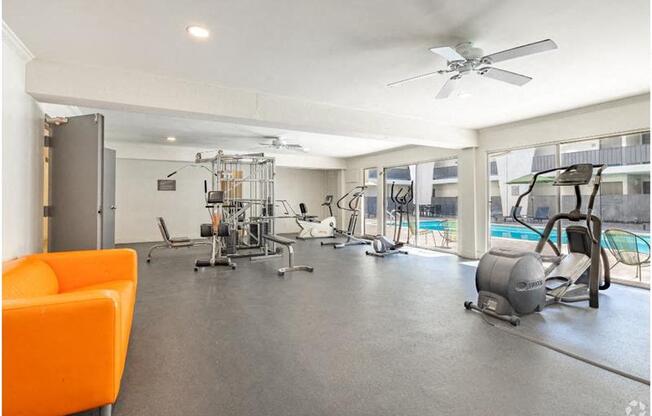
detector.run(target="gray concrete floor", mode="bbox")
[86,238,649,415]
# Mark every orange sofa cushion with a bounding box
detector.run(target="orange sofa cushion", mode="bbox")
[3,249,137,416]
[3,258,59,300]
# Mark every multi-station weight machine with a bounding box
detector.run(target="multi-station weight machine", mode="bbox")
[193,150,282,270]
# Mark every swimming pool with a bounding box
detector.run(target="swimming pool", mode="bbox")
[416,219,651,254]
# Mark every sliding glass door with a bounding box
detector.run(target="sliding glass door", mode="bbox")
[488,145,559,256]
[362,168,378,236]
[559,133,650,284]
[416,159,459,251]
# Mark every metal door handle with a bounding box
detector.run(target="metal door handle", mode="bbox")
[110,205,117,210]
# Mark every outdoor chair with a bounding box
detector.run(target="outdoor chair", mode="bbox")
[437,219,457,249]
[603,228,650,282]
[505,206,522,222]
[533,206,550,223]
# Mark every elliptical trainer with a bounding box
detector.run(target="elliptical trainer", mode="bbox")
[321,186,370,249]
[366,181,413,257]
[464,164,611,325]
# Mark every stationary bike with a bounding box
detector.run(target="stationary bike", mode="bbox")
[367,181,413,257]
[464,164,610,325]
[296,195,337,239]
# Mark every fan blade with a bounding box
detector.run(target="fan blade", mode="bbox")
[479,67,532,86]
[285,144,304,150]
[435,76,460,99]
[429,46,466,62]
[482,39,557,64]
[387,70,443,87]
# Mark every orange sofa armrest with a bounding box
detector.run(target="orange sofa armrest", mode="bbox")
[29,249,137,292]
[3,290,122,416]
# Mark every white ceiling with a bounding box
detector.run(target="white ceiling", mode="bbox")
[5,0,650,129]
[41,104,401,158]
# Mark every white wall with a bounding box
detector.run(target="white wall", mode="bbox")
[2,24,43,260]
[115,159,211,243]
[274,167,336,233]
[115,158,337,243]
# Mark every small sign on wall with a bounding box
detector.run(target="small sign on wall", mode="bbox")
[157,179,176,191]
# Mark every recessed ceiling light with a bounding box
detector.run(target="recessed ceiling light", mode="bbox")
[186,25,210,39]
[166,136,176,142]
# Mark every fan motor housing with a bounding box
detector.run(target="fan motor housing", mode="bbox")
[455,42,484,59]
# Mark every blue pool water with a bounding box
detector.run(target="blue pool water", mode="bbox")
[417,220,651,254]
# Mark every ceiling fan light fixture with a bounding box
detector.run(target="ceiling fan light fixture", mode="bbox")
[186,25,210,39]
[390,38,557,99]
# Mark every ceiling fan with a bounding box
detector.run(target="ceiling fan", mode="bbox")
[388,39,558,99]
[258,136,308,152]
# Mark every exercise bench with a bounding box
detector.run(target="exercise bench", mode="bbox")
[262,234,314,276]
[147,217,210,262]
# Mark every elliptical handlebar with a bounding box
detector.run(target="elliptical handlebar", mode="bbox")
[585,164,607,244]
[389,181,414,205]
[512,164,607,255]
[402,181,414,205]
[336,185,368,212]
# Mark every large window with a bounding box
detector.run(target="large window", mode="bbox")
[488,132,650,285]
[489,145,559,256]
[416,159,458,251]
[560,133,650,284]
[362,168,378,236]
[369,158,460,253]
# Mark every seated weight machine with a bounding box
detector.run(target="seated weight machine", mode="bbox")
[194,181,236,270]
[163,150,282,271]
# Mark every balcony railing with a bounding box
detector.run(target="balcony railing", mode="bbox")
[531,154,556,172]
[386,168,412,181]
[531,144,650,172]
[433,165,458,180]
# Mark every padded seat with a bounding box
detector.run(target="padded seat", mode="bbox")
[263,234,296,245]
[261,234,312,276]
[147,217,210,262]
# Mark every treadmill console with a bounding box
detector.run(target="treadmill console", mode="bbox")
[553,164,593,186]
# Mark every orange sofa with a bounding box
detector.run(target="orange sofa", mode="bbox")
[2,249,138,416]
